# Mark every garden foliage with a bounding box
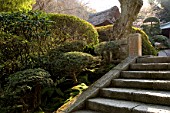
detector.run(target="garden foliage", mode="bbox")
[0,0,35,12]
[0,11,101,112]
[96,25,157,56]
[47,51,99,83]
[153,35,170,48]
[48,13,99,45]
[96,25,113,42]
[141,17,161,37]
[0,68,53,112]
[94,41,120,62]
[140,16,170,49]
[55,40,87,52]
[0,11,52,81]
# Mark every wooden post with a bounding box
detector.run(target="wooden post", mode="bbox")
[128,33,142,56]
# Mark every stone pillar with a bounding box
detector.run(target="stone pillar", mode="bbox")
[128,33,142,56]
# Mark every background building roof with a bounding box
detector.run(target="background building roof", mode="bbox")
[88,6,120,26]
[160,22,170,29]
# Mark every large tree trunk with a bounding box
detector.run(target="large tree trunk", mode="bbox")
[112,0,143,39]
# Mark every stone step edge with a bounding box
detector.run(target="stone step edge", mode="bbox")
[130,63,170,71]
[137,57,170,63]
[87,98,170,113]
[121,71,170,79]
[72,110,101,113]
[100,88,170,106]
[111,79,170,90]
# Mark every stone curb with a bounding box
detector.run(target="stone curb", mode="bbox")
[55,56,138,113]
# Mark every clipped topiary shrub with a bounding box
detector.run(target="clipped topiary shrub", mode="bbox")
[96,25,113,42]
[48,51,99,83]
[143,16,160,23]
[154,35,168,42]
[48,13,99,45]
[153,35,170,48]
[94,41,120,62]
[1,68,53,113]
[55,40,87,52]
[142,17,161,37]
[96,25,157,56]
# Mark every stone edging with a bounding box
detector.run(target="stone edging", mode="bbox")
[55,56,138,113]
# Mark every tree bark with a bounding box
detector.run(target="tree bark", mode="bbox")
[112,0,143,39]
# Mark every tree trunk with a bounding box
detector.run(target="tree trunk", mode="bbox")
[112,0,143,39]
[72,72,78,84]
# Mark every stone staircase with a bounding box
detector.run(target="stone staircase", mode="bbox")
[72,57,170,113]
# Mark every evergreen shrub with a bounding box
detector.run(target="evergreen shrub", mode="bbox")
[153,35,170,48]
[48,13,99,45]
[0,68,53,113]
[56,40,87,52]
[96,25,157,56]
[94,41,120,61]
[48,51,99,83]
[96,25,113,42]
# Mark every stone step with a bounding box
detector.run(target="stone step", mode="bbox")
[130,63,170,71]
[137,57,170,63]
[100,88,170,106]
[121,71,170,79]
[111,79,170,90]
[87,98,170,113]
[72,110,102,113]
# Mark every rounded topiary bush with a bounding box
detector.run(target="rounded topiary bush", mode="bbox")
[48,51,99,83]
[1,68,53,112]
[48,13,99,45]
